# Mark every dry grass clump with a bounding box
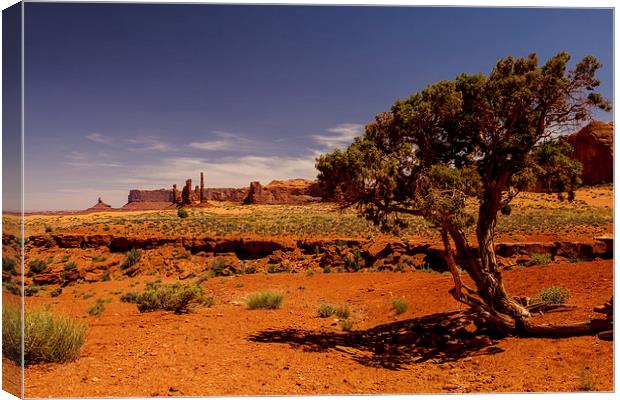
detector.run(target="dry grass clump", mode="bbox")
[3,303,86,365]
[246,291,284,309]
[390,297,409,314]
[317,303,337,317]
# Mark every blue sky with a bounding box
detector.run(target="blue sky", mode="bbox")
[22,4,613,210]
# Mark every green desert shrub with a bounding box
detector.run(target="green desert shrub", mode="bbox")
[87,299,106,316]
[343,249,363,271]
[120,248,141,270]
[120,291,139,303]
[335,305,350,319]
[3,303,86,365]
[64,261,77,271]
[317,303,337,318]
[3,281,21,296]
[537,286,570,304]
[50,288,62,297]
[246,291,284,310]
[528,253,552,266]
[2,256,17,274]
[25,285,42,297]
[391,297,409,314]
[177,208,189,219]
[136,282,209,313]
[27,259,48,275]
[339,319,354,332]
[212,258,227,276]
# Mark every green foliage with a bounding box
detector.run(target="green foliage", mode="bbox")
[2,256,16,274]
[50,288,62,297]
[28,259,48,275]
[335,305,350,319]
[537,286,570,304]
[136,282,209,313]
[120,248,141,270]
[391,297,409,314]
[316,52,610,235]
[60,255,70,263]
[239,263,257,275]
[246,291,284,310]
[87,299,106,316]
[3,281,20,296]
[101,270,111,281]
[120,291,139,303]
[212,258,227,276]
[64,261,77,271]
[339,319,354,332]
[317,303,337,318]
[343,248,363,271]
[45,225,53,233]
[3,303,86,365]
[177,208,189,219]
[25,285,42,297]
[528,253,552,266]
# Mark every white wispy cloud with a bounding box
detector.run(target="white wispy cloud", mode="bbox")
[126,136,176,152]
[312,123,364,149]
[189,131,255,152]
[86,132,114,145]
[63,150,123,168]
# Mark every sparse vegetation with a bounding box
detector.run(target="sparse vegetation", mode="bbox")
[28,259,48,275]
[528,253,552,266]
[339,319,354,332]
[391,297,409,314]
[177,208,189,219]
[212,258,227,276]
[87,299,107,316]
[317,303,337,317]
[120,248,141,270]
[246,291,284,310]
[120,291,139,303]
[3,281,20,296]
[25,285,42,297]
[3,303,86,365]
[2,256,17,274]
[136,282,210,313]
[335,305,350,319]
[537,286,570,304]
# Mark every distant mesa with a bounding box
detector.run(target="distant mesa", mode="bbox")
[119,172,325,211]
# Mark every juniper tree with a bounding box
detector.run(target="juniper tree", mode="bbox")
[316,52,611,336]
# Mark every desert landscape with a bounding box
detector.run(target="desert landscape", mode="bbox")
[2,4,614,398]
[2,176,614,396]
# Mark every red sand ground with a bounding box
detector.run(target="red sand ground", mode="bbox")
[15,259,613,397]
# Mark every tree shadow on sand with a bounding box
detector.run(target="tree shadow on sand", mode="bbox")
[248,311,504,370]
